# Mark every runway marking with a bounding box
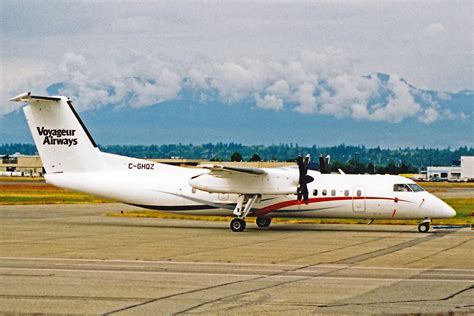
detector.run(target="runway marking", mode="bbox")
[0,294,145,302]
[1,256,474,272]
[1,267,472,283]
[0,256,301,268]
[0,267,259,279]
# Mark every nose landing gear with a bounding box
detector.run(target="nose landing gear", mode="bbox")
[418,218,431,233]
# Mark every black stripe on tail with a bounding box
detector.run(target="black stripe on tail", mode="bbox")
[66,101,98,148]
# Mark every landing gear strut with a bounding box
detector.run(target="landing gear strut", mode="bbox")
[256,217,272,228]
[418,218,431,233]
[230,194,259,232]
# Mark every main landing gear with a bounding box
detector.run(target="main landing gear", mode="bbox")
[230,218,246,232]
[256,217,272,228]
[418,218,431,233]
[230,194,260,232]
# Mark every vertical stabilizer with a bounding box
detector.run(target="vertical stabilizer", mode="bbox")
[10,92,104,174]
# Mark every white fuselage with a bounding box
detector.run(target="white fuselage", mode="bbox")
[44,154,455,221]
[11,93,456,233]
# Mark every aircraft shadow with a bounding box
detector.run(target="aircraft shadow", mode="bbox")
[89,219,454,234]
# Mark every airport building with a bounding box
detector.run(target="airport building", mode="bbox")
[0,154,44,176]
[424,156,474,181]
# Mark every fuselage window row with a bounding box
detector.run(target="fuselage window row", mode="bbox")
[313,189,358,197]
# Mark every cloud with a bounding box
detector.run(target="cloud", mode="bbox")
[209,60,267,103]
[255,94,284,111]
[0,59,57,115]
[266,80,290,98]
[105,17,158,34]
[292,83,317,114]
[55,53,183,111]
[422,23,446,38]
[368,75,421,123]
[419,107,439,124]
[1,50,466,126]
[1,2,471,94]
[317,73,380,118]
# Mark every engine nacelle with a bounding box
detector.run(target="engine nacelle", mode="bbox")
[189,170,298,195]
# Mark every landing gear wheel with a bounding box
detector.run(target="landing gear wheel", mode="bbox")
[230,218,246,232]
[256,217,272,228]
[418,222,430,233]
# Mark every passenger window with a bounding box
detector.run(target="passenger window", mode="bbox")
[331,189,336,196]
[313,189,318,196]
[322,189,327,196]
[356,190,362,197]
[344,190,349,196]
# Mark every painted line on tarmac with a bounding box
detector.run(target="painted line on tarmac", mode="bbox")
[0,256,301,268]
[1,267,473,283]
[1,256,473,272]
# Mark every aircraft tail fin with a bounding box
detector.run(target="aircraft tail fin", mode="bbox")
[10,92,104,174]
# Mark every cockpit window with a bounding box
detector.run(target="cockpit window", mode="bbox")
[393,184,411,192]
[407,184,424,192]
[394,183,425,192]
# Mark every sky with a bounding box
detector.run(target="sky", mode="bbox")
[0,0,473,146]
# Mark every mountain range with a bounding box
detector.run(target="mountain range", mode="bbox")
[1,73,472,148]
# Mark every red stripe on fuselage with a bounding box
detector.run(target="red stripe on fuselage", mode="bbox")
[252,196,406,217]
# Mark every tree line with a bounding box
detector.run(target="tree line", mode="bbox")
[1,143,472,173]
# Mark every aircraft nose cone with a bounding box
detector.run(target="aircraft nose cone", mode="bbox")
[439,200,456,218]
[446,204,456,218]
[424,195,457,218]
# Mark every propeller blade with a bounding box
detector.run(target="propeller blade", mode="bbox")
[325,155,330,173]
[296,155,313,203]
[304,154,310,165]
[305,175,314,184]
[318,154,331,174]
[319,155,325,173]
[297,187,302,201]
[301,184,309,204]
[297,155,305,174]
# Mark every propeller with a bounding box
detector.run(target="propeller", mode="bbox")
[296,154,314,204]
[318,154,331,174]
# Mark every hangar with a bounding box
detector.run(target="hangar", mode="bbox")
[0,154,44,176]
[424,156,474,181]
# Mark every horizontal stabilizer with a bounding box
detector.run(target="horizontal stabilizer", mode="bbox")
[10,92,62,103]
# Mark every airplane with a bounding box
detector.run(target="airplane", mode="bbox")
[9,92,456,233]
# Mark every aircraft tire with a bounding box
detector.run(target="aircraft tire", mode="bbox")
[230,218,246,232]
[418,222,430,233]
[256,217,272,228]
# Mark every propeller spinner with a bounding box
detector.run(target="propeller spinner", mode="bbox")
[296,154,314,204]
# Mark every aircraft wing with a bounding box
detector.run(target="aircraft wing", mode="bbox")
[198,164,267,175]
[190,164,298,195]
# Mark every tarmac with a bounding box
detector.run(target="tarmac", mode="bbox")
[0,203,473,315]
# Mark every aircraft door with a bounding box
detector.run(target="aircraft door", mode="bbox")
[352,186,366,212]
